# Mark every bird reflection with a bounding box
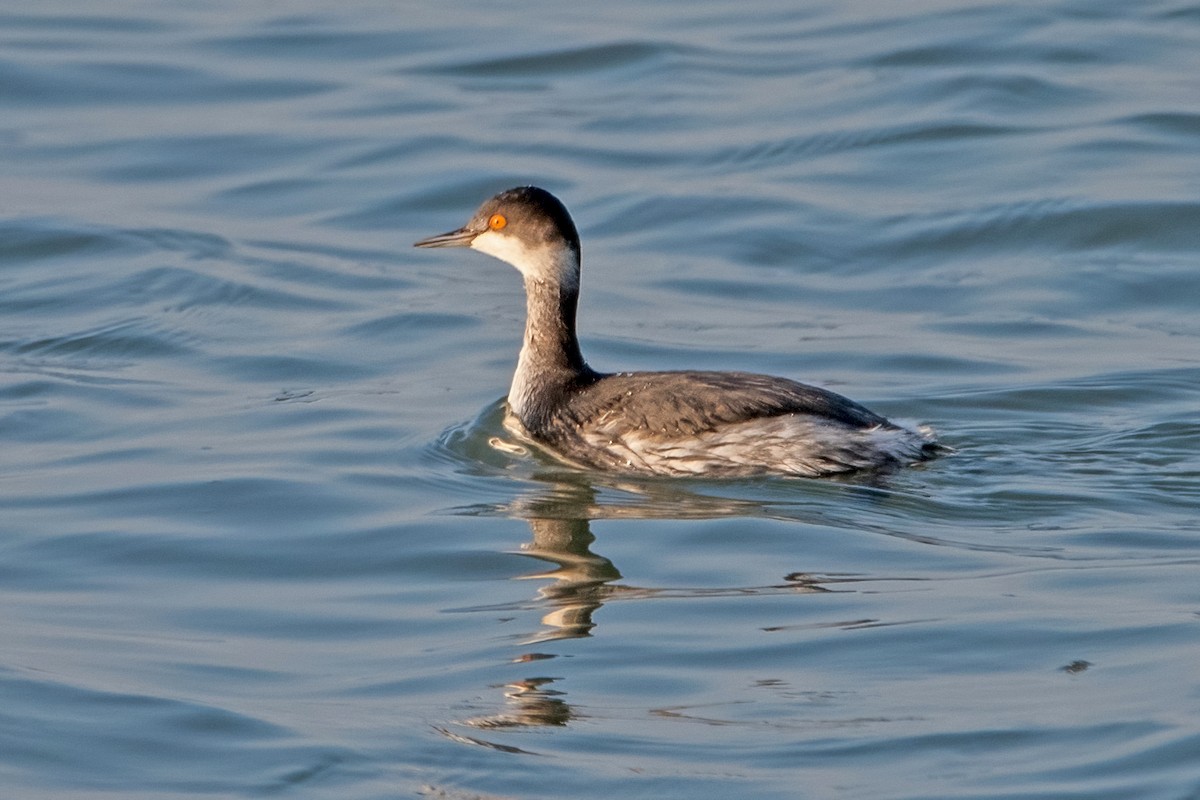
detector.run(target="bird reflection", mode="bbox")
[453,477,837,736]
[515,514,621,642]
[459,483,609,731]
[463,676,572,730]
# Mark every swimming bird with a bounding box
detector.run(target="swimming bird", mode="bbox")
[415,186,940,478]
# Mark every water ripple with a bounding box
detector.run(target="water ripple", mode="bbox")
[877,198,1200,258]
[425,40,699,78]
[4,2,1200,799]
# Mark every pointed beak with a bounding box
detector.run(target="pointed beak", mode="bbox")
[413,226,477,249]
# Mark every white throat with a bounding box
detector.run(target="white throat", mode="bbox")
[470,229,579,294]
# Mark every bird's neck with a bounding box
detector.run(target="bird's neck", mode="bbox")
[508,266,591,424]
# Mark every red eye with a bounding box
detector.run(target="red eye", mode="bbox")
[488,213,507,231]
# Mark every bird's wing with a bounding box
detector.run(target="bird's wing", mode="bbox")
[558,371,889,437]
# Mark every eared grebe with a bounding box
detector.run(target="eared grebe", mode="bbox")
[415,186,940,478]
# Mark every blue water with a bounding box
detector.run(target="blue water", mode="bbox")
[2,2,1199,798]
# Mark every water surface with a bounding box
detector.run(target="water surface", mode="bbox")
[2,2,1199,798]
